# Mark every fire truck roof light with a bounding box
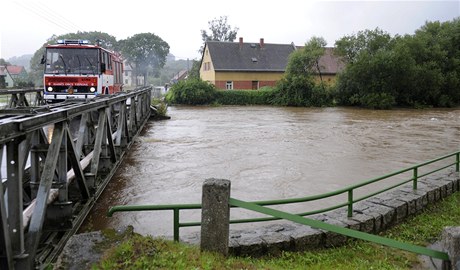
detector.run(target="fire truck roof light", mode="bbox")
[56,39,90,45]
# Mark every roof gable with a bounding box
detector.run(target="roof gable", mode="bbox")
[6,65,26,75]
[206,41,296,72]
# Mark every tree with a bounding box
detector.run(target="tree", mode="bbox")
[335,18,460,108]
[335,28,393,64]
[0,59,11,66]
[0,76,5,89]
[334,28,402,108]
[200,16,239,53]
[0,59,12,88]
[273,37,328,106]
[120,33,170,86]
[51,31,118,51]
[286,37,326,77]
[188,60,201,80]
[402,18,460,107]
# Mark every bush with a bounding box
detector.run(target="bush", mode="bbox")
[310,83,336,107]
[272,75,315,106]
[351,92,396,109]
[165,79,217,105]
[215,87,276,105]
[151,98,168,117]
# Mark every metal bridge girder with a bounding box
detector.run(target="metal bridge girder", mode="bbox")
[0,161,14,270]
[22,123,65,269]
[0,87,153,269]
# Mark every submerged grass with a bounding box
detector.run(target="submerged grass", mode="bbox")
[93,192,460,269]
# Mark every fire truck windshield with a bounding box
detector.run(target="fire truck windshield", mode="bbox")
[45,48,99,75]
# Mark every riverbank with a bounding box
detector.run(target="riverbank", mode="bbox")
[60,188,460,269]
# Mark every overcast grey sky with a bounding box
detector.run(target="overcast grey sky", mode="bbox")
[1,0,459,60]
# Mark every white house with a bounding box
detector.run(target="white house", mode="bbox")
[123,60,144,88]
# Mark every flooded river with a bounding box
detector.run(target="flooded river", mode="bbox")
[82,106,460,238]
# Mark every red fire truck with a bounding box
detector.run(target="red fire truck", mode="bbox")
[43,39,123,101]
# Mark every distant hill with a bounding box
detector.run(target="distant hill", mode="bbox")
[8,54,33,71]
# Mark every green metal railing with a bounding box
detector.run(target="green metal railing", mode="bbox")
[108,151,460,242]
[229,198,449,261]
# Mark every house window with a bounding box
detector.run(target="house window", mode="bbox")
[203,62,211,71]
[252,81,259,90]
[226,81,233,90]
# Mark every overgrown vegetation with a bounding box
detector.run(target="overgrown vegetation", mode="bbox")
[93,192,460,269]
[271,37,329,107]
[151,98,168,118]
[335,18,460,108]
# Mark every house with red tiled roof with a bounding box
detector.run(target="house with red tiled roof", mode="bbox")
[170,70,188,84]
[0,65,28,88]
[200,38,344,90]
[6,65,27,80]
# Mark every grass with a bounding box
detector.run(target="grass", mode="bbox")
[92,192,460,269]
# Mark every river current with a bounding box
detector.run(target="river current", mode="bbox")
[82,106,460,237]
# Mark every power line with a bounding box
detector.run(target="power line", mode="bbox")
[28,2,82,32]
[14,1,75,33]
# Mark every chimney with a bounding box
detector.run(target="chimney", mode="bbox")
[260,38,264,48]
[239,37,243,49]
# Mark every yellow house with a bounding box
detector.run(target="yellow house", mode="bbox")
[200,38,344,90]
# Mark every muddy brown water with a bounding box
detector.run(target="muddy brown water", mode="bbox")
[81,106,460,238]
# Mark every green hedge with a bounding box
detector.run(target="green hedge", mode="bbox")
[215,87,276,105]
[165,79,334,107]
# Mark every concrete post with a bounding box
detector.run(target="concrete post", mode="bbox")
[441,226,460,270]
[200,178,231,256]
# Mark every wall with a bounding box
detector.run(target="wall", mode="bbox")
[214,71,283,90]
[314,74,338,85]
[181,171,460,256]
[215,80,277,90]
[200,47,215,83]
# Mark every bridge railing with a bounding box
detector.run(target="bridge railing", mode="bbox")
[108,151,460,241]
[0,88,46,108]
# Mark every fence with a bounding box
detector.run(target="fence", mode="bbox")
[108,151,460,242]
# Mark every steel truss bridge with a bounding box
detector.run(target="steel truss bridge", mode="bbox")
[0,87,152,269]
